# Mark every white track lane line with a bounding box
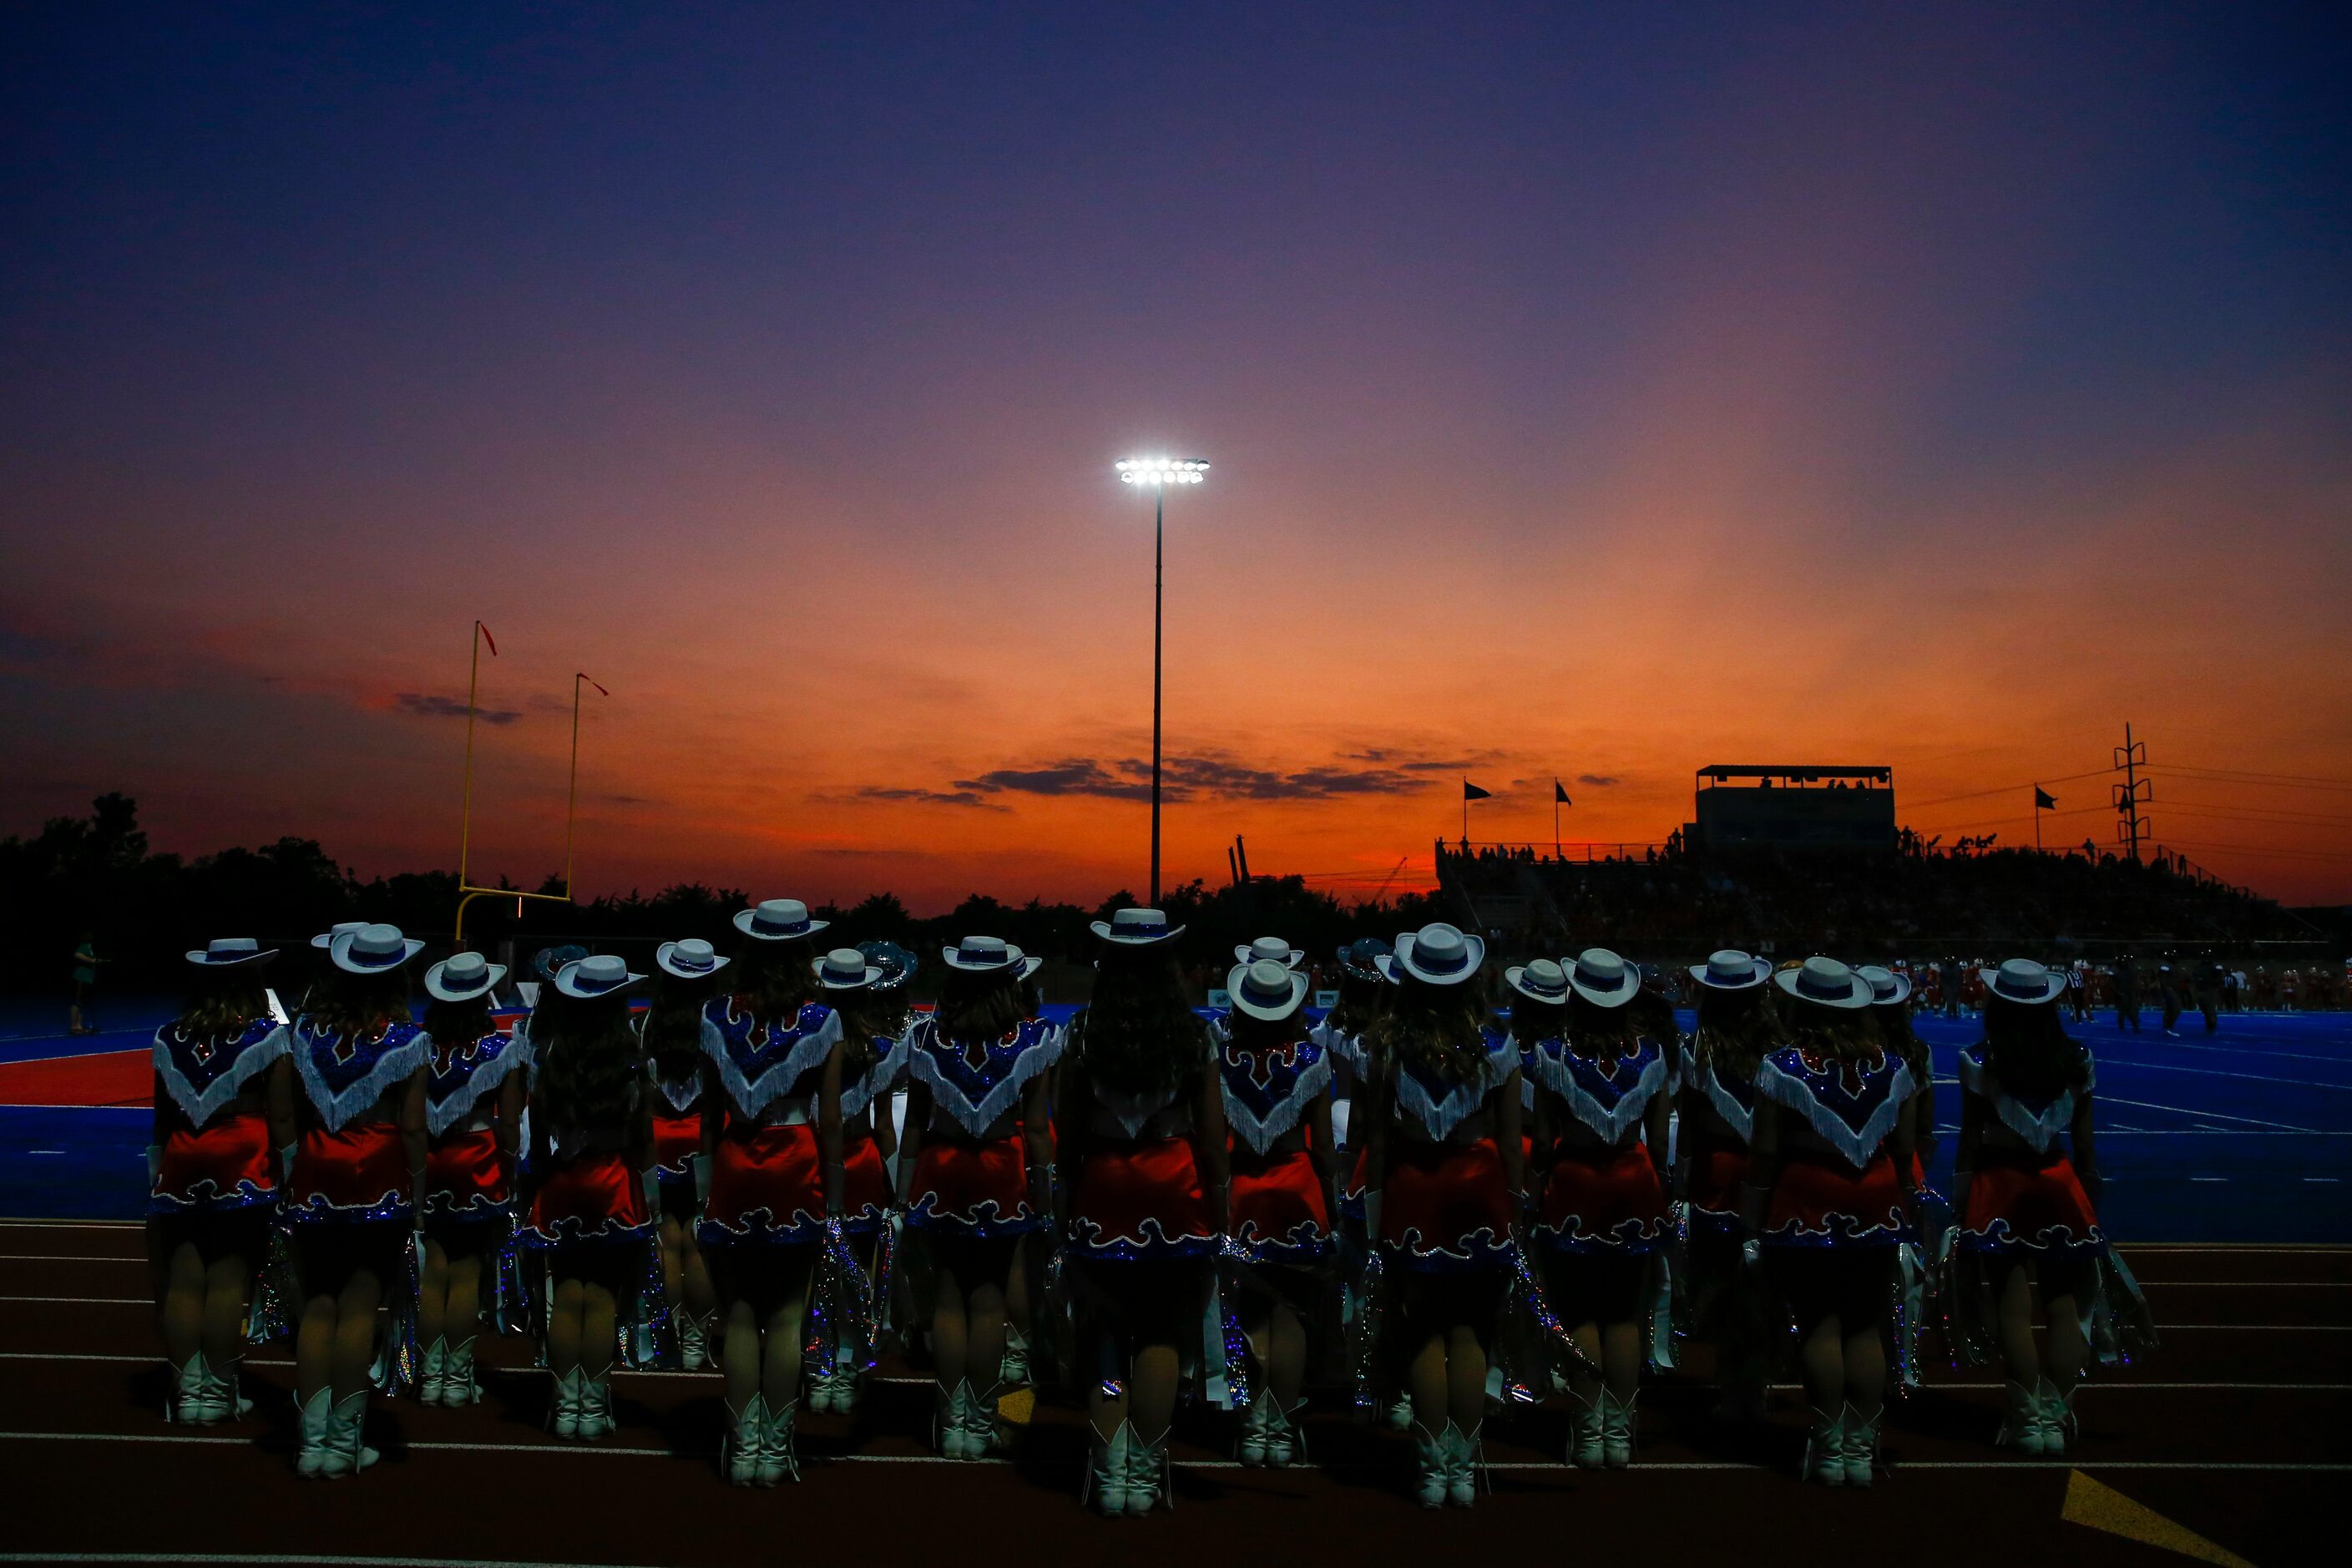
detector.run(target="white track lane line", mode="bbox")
[4,1353,2349,1393]
[2090,1060,2352,1091]
[0,1434,2345,1474]
[2087,1095,2316,1131]
[100,1292,2352,1325]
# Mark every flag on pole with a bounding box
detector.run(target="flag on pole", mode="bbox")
[477,621,498,656]
[2034,786,2057,809]
[580,674,609,696]
[1463,780,1492,801]
[1555,780,1571,805]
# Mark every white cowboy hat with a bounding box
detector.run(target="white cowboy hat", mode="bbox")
[1227,958,1309,1021]
[655,938,731,981]
[1689,949,1771,991]
[1378,923,1485,986]
[330,923,425,975]
[554,953,645,999]
[185,937,276,968]
[1089,908,1186,948]
[425,951,508,1002]
[1856,964,1912,1007]
[1773,955,1872,1009]
[1234,937,1305,970]
[941,934,1044,978]
[309,922,367,951]
[1565,948,1641,1009]
[1981,959,2066,1006]
[1504,958,1571,1006]
[814,947,884,989]
[733,898,829,943]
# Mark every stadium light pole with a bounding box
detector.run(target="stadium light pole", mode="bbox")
[1116,456,1209,906]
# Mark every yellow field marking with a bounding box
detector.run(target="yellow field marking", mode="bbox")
[2062,1470,2255,1566]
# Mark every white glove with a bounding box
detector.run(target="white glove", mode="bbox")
[1741,1238,1763,1272]
[144,1145,160,1184]
[1363,1191,1384,1240]
[278,1144,296,1183]
[691,1154,712,1207]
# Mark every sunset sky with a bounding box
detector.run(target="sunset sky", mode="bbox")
[4,3,2349,910]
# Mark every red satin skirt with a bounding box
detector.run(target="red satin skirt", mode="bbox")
[841,1128,890,1234]
[285,1121,410,1223]
[1381,1136,1515,1272]
[1960,1146,2103,1256]
[1685,1133,1752,1233]
[1232,1144,1331,1262]
[1762,1146,1905,1249]
[1069,1136,1215,1261]
[650,1110,701,1177]
[701,1121,823,1246]
[908,1130,1039,1237]
[525,1150,650,1247]
[153,1108,277,1215]
[425,1125,508,1220]
[1535,1140,1667,1254]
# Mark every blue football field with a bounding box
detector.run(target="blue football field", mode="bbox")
[5,996,2348,1241]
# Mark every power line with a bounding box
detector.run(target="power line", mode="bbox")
[1904,766,2113,810]
[2164,764,2352,789]
[2152,767,2352,796]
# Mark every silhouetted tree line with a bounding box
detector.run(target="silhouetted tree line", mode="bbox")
[1,795,1449,996]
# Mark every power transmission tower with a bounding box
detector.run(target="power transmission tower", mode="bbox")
[2112,721,2151,862]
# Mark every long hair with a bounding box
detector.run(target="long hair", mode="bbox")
[729,938,819,1024]
[1069,948,1202,1099]
[1365,974,1490,1084]
[302,964,412,1041]
[827,984,908,1080]
[1326,969,1387,1036]
[934,967,1028,1044]
[1870,998,1930,1083]
[532,990,641,1134]
[1692,984,1781,1081]
[1782,995,1883,1065]
[1507,994,1567,1047]
[421,994,493,1063]
[640,969,716,1083]
[1982,996,2092,1100]
[179,966,271,1042]
[1563,993,1641,1061]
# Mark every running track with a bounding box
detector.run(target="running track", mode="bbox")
[3,1004,2345,1563]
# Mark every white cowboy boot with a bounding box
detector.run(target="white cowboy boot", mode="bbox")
[170,1353,219,1424]
[1803,1406,1846,1485]
[320,1391,377,1478]
[549,1368,582,1439]
[1411,1422,1448,1509]
[574,1365,615,1439]
[441,1338,478,1406]
[723,1394,766,1486]
[1383,1393,1414,1432]
[2036,1377,2076,1457]
[937,1382,974,1458]
[1265,1395,1303,1467]
[1085,1420,1130,1515]
[964,1381,1008,1456]
[679,1310,709,1372]
[1446,1420,1479,1508]
[1566,1389,1606,1469]
[1996,1380,2046,1456]
[1237,1393,1270,1466]
[1842,1403,1881,1487]
[215,1356,253,1419]
[1601,1389,1638,1469]
[999,1324,1030,1387]
[757,1398,799,1485]
[294,1387,333,1478]
[1125,1422,1170,1515]
[418,1337,447,1404]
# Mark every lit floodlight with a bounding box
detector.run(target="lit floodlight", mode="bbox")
[1116,456,1210,486]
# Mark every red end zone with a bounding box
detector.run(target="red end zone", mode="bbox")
[0,1049,150,1107]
